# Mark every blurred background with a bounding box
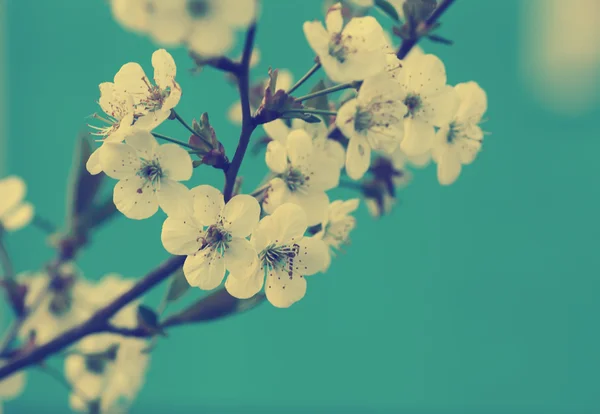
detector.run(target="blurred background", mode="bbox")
[1,0,600,412]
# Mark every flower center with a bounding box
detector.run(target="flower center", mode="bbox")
[85,355,108,375]
[139,78,171,113]
[187,0,211,18]
[323,217,355,248]
[138,159,163,185]
[48,291,72,316]
[204,224,232,254]
[260,243,300,276]
[354,107,373,132]
[446,121,459,143]
[282,168,308,192]
[404,94,422,117]
[329,33,348,63]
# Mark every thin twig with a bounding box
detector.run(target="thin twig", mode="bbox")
[293,81,357,103]
[222,24,258,202]
[151,132,198,151]
[32,215,57,234]
[287,62,322,95]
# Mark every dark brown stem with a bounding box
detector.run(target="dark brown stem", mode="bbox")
[222,24,258,202]
[0,255,184,380]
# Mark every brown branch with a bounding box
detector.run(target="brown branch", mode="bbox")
[222,24,258,202]
[0,255,184,380]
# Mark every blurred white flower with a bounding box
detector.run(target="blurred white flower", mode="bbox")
[432,81,487,185]
[228,69,293,125]
[0,176,34,232]
[263,129,340,226]
[315,198,359,271]
[110,0,151,34]
[114,49,181,131]
[161,185,260,290]
[304,2,388,82]
[390,53,459,156]
[225,203,328,308]
[263,119,345,170]
[0,359,25,413]
[336,71,407,179]
[100,130,193,220]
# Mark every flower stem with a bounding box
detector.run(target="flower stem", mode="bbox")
[283,108,337,116]
[32,215,57,234]
[170,109,197,136]
[293,81,358,103]
[223,24,258,202]
[396,0,457,59]
[287,62,322,95]
[151,133,198,151]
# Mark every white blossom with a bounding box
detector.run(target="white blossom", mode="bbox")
[263,129,340,226]
[0,360,25,414]
[225,203,328,308]
[336,72,407,179]
[161,185,260,290]
[114,49,181,131]
[110,0,151,34]
[315,199,359,271]
[100,130,193,220]
[303,2,388,82]
[389,53,459,156]
[432,81,487,185]
[0,176,34,232]
[263,118,345,170]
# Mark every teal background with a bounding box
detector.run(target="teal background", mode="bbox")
[2,0,600,413]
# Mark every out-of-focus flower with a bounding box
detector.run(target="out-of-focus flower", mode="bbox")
[0,359,26,414]
[315,198,359,271]
[0,176,34,232]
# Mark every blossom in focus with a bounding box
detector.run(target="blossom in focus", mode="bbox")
[0,176,34,232]
[263,129,341,226]
[113,0,257,58]
[100,130,193,220]
[228,69,293,125]
[87,83,135,175]
[336,72,407,179]
[432,81,487,185]
[263,118,346,170]
[225,203,328,308]
[114,49,181,130]
[390,53,459,157]
[0,360,26,414]
[161,185,260,290]
[315,199,359,271]
[303,2,388,82]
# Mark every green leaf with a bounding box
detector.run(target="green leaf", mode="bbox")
[305,80,330,113]
[136,305,167,337]
[162,288,265,327]
[66,136,104,231]
[165,268,190,303]
[375,0,401,22]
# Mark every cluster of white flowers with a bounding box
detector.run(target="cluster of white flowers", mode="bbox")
[110,0,256,58]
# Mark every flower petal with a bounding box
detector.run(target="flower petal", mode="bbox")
[99,143,141,180]
[1,202,34,232]
[222,195,260,238]
[0,364,25,398]
[294,236,328,276]
[437,148,462,186]
[188,21,233,58]
[113,176,158,220]
[157,143,192,181]
[191,185,225,225]
[157,179,193,218]
[113,62,149,97]
[161,216,203,255]
[263,119,290,142]
[265,140,288,174]
[225,263,264,299]
[250,215,277,253]
[426,85,459,126]
[406,53,447,95]
[224,238,257,275]
[271,203,308,244]
[288,191,329,226]
[286,129,313,167]
[183,248,226,290]
[262,178,290,215]
[401,118,435,156]
[86,147,103,175]
[336,98,359,140]
[345,136,371,180]
[303,21,330,54]
[325,3,343,33]
[134,109,172,131]
[265,268,306,308]
[0,176,25,218]
[151,49,177,90]
[125,130,158,158]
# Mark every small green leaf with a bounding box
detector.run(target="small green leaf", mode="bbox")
[162,288,265,327]
[375,0,401,22]
[136,305,167,337]
[165,269,190,303]
[305,80,330,113]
